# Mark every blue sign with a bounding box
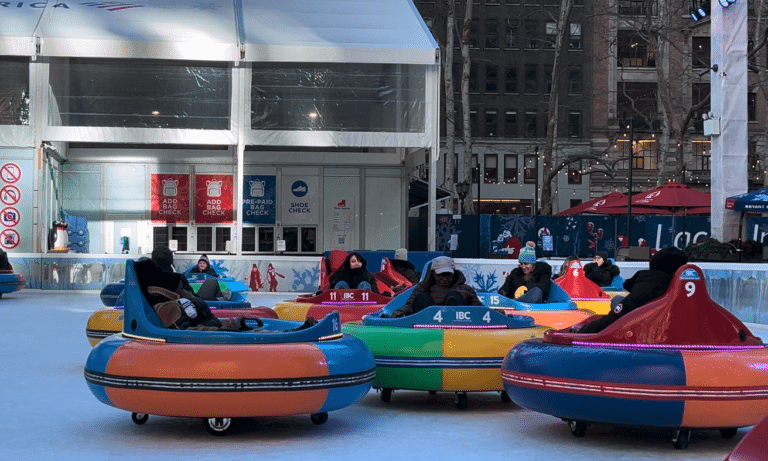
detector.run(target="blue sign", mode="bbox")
[291,180,308,197]
[242,175,276,224]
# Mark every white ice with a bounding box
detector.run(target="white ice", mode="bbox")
[1,290,765,460]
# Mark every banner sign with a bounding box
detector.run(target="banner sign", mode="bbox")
[195,174,233,224]
[242,175,276,224]
[151,174,190,223]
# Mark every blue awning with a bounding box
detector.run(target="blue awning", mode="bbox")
[726,187,768,212]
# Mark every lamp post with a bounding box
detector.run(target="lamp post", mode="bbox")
[455,181,470,214]
[534,145,540,237]
[627,122,634,246]
[473,167,482,257]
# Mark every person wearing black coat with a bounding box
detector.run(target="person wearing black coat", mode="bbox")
[134,257,225,330]
[577,246,688,333]
[0,249,11,271]
[498,241,552,303]
[329,251,379,293]
[189,254,219,277]
[391,248,420,284]
[390,256,482,318]
[151,244,225,301]
[583,251,620,286]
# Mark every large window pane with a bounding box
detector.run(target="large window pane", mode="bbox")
[0,57,29,126]
[251,64,425,132]
[49,59,231,129]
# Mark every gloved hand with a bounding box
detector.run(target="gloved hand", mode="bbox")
[391,310,405,318]
[569,326,581,333]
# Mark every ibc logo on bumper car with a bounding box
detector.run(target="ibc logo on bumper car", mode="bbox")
[680,269,700,280]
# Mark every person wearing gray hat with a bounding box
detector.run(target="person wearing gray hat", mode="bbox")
[390,248,420,284]
[583,251,620,287]
[389,256,482,318]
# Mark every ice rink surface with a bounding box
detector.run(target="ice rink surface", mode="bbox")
[2,289,765,461]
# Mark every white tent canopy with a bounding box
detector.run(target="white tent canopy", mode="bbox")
[240,0,437,64]
[0,0,437,64]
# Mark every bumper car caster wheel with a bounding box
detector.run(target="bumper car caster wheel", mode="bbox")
[381,387,392,403]
[310,412,328,425]
[672,429,691,450]
[455,392,468,410]
[131,413,149,425]
[568,420,587,437]
[500,391,512,403]
[720,428,738,439]
[204,417,233,436]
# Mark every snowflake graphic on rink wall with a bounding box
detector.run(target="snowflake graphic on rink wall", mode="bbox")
[473,271,499,292]
[291,266,319,292]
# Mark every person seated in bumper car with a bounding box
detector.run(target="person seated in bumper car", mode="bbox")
[329,251,379,293]
[389,256,482,318]
[498,241,552,304]
[583,251,620,287]
[576,246,688,333]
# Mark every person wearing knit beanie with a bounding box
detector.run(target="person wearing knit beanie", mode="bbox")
[151,244,175,272]
[190,254,219,277]
[578,246,688,333]
[517,241,537,264]
[499,241,552,303]
[391,248,420,284]
[584,251,620,287]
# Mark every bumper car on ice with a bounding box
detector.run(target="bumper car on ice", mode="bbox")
[274,256,412,323]
[90,272,261,346]
[342,291,549,410]
[501,264,768,449]
[84,260,376,435]
[483,282,595,330]
[724,413,768,461]
[85,296,277,347]
[0,267,24,298]
[553,259,612,315]
[100,273,249,308]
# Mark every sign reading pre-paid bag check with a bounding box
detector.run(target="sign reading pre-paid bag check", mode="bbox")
[195,174,233,224]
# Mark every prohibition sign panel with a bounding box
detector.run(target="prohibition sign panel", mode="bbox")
[1,207,20,227]
[1,185,21,206]
[0,228,20,249]
[0,163,21,184]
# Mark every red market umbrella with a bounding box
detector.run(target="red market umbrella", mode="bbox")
[556,192,627,216]
[629,182,711,246]
[629,182,710,211]
[591,205,671,215]
[681,206,711,215]
[578,192,671,216]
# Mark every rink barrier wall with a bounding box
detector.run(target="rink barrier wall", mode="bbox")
[6,253,768,324]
